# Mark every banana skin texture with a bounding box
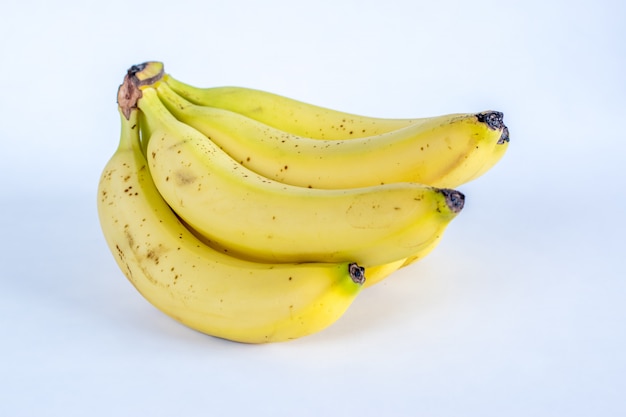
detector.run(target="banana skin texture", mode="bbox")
[157,80,508,190]
[139,87,465,267]
[97,107,366,343]
[97,61,509,342]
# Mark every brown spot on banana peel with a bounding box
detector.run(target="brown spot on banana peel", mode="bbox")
[115,243,134,281]
[174,170,197,186]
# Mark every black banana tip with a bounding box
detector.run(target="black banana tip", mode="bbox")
[440,189,465,214]
[348,263,366,285]
[476,111,504,130]
[498,126,510,144]
[476,111,510,145]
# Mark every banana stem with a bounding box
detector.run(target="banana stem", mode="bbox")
[117,61,165,119]
[115,108,140,153]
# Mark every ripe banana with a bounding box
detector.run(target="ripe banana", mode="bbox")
[97,105,366,343]
[164,74,419,139]
[138,86,465,267]
[176,206,406,288]
[156,81,509,189]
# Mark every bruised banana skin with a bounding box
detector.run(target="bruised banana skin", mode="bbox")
[164,74,419,139]
[139,87,465,267]
[97,107,366,343]
[156,81,509,189]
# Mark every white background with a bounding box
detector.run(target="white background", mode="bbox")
[1,1,625,415]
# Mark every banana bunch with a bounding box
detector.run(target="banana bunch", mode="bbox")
[97,61,509,344]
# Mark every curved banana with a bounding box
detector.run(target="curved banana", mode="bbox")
[138,86,465,267]
[156,81,509,189]
[177,208,404,288]
[97,105,366,344]
[164,74,419,139]
[176,199,440,287]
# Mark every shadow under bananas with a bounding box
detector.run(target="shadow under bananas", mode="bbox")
[2,190,463,348]
[1,191,233,349]
[309,258,457,343]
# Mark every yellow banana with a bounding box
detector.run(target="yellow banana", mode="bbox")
[157,61,506,283]
[138,86,465,267]
[177,209,405,289]
[97,104,366,344]
[177,208,404,288]
[156,81,509,189]
[164,73,419,139]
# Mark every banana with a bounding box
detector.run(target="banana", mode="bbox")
[164,73,419,139]
[156,81,509,189]
[177,207,404,289]
[138,85,465,267]
[97,104,367,343]
[177,206,403,288]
